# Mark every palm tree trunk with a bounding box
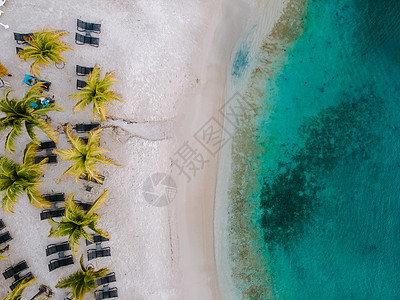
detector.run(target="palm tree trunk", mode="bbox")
[30,285,52,300]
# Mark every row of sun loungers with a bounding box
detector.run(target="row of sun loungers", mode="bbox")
[48,255,74,272]
[88,247,111,261]
[43,193,65,204]
[2,260,27,279]
[75,33,99,47]
[76,65,94,76]
[13,20,117,296]
[75,19,101,47]
[0,219,13,287]
[36,140,56,151]
[97,272,116,286]
[76,123,100,133]
[95,272,118,299]
[46,240,74,272]
[10,272,33,290]
[77,19,101,34]
[35,140,58,164]
[95,287,118,299]
[46,241,71,256]
[86,234,109,246]
[3,260,34,290]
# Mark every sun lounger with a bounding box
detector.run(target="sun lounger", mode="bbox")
[80,173,105,184]
[86,234,109,246]
[35,154,57,164]
[0,231,12,246]
[95,287,118,299]
[23,74,51,91]
[77,19,101,34]
[42,193,65,204]
[10,272,33,291]
[75,123,100,133]
[76,65,94,76]
[46,242,71,256]
[13,32,32,44]
[87,247,111,261]
[0,219,5,231]
[36,141,56,151]
[75,33,99,47]
[96,272,116,286]
[48,255,74,272]
[77,79,87,90]
[3,260,28,280]
[40,208,65,220]
[74,201,92,211]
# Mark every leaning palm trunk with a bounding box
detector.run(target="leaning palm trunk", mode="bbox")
[56,255,108,300]
[49,190,110,256]
[0,143,51,213]
[0,83,62,153]
[17,27,72,77]
[70,65,123,120]
[54,125,120,184]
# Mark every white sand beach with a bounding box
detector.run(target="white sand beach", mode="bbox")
[0,0,286,299]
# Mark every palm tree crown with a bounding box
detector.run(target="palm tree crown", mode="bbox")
[2,277,37,300]
[17,27,72,77]
[0,84,62,153]
[69,65,123,121]
[0,143,50,213]
[54,125,120,184]
[49,190,110,256]
[56,255,108,300]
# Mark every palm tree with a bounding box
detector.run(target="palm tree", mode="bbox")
[0,83,62,153]
[2,277,37,300]
[17,27,72,77]
[0,143,50,213]
[54,125,120,184]
[69,65,123,121]
[49,190,110,256]
[56,255,108,300]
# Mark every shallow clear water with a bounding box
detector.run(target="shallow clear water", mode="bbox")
[227,0,400,298]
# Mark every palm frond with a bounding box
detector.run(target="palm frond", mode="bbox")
[23,142,39,165]
[26,188,51,209]
[4,122,22,153]
[86,189,108,216]
[3,277,37,300]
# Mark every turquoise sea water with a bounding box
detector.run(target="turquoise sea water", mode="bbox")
[228,0,400,298]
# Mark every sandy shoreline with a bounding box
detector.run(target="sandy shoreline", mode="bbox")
[0,0,286,299]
